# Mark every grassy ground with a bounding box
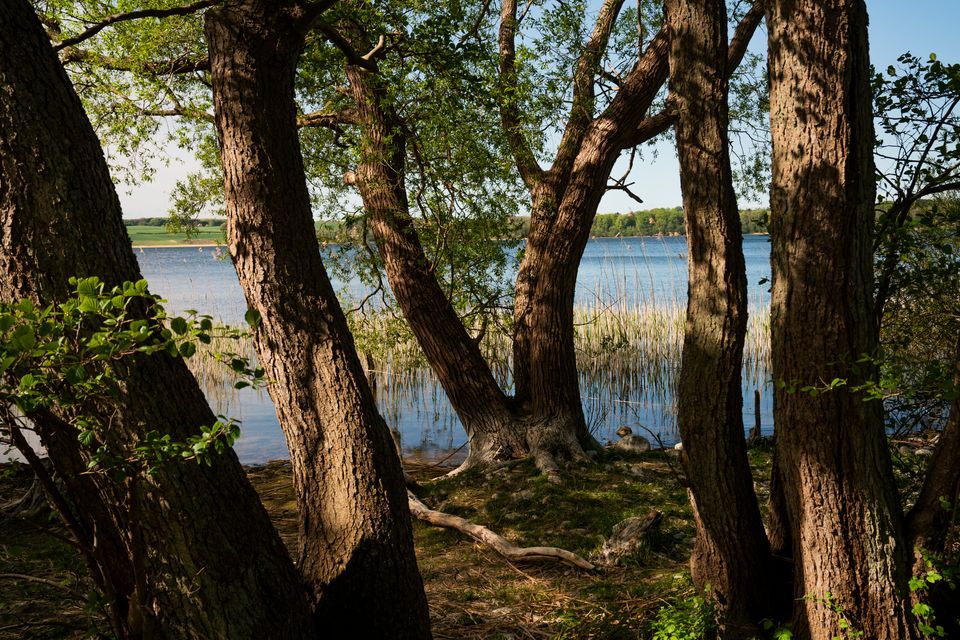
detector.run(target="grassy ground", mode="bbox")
[0,448,715,639]
[125,225,224,246]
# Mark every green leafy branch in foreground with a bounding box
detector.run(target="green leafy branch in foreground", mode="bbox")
[0,276,263,479]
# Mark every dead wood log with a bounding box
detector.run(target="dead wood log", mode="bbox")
[407,491,594,570]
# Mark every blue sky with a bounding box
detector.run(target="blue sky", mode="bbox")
[117,1,960,217]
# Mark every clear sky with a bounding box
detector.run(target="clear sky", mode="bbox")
[116,1,960,218]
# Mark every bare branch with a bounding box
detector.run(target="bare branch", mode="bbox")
[298,108,359,127]
[408,492,594,570]
[623,104,677,148]
[53,0,220,51]
[606,180,646,205]
[139,107,214,122]
[727,0,765,75]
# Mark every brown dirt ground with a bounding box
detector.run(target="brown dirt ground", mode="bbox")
[0,449,764,639]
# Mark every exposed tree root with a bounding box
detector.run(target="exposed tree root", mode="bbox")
[407,492,594,570]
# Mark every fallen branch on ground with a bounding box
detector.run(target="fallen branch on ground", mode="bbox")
[407,491,594,570]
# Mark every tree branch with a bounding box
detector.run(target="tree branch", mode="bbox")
[60,48,210,74]
[317,24,381,72]
[497,0,545,187]
[618,0,764,150]
[298,108,359,127]
[727,0,765,75]
[53,0,221,51]
[408,492,594,570]
[553,0,628,180]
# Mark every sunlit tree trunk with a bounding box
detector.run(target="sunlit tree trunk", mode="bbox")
[767,0,916,636]
[0,2,314,637]
[667,0,773,632]
[204,2,431,636]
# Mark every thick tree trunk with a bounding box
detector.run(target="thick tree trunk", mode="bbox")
[667,0,772,632]
[509,30,672,472]
[204,3,431,637]
[907,334,960,557]
[767,1,916,637]
[0,2,314,638]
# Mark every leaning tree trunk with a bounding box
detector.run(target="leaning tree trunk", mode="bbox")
[0,2,314,638]
[667,0,773,633]
[204,2,431,637]
[342,64,524,470]
[767,1,916,637]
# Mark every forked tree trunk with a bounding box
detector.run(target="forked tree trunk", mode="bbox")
[204,2,431,637]
[0,2,314,638]
[667,0,772,632]
[323,4,762,478]
[767,1,916,637]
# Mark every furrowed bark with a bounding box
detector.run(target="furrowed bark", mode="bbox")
[204,2,431,636]
[343,63,524,469]
[0,2,313,638]
[667,0,772,632]
[767,0,916,636]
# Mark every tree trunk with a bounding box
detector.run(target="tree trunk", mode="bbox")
[0,2,314,638]
[667,0,772,632]
[767,1,916,637]
[907,333,960,557]
[204,2,431,637]
[508,29,672,474]
[342,64,525,470]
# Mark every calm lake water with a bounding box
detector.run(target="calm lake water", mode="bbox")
[128,235,774,463]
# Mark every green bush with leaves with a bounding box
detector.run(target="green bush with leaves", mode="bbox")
[649,576,718,640]
[0,276,262,480]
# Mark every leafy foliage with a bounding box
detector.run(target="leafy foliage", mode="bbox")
[0,277,262,479]
[871,51,960,436]
[648,575,717,640]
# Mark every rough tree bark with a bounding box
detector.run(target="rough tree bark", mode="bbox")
[767,0,916,637]
[666,0,772,632]
[0,2,314,638]
[204,1,431,637]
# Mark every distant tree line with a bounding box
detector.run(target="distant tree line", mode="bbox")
[123,217,223,227]
[591,208,770,236]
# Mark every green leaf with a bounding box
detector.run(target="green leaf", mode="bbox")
[178,342,197,358]
[170,317,188,335]
[76,277,100,298]
[10,325,36,351]
[244,308,262,328]
[65,364,87,385]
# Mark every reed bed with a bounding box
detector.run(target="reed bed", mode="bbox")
[185,299,772,446]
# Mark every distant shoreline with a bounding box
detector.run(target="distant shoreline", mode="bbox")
[133,243,222,249]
